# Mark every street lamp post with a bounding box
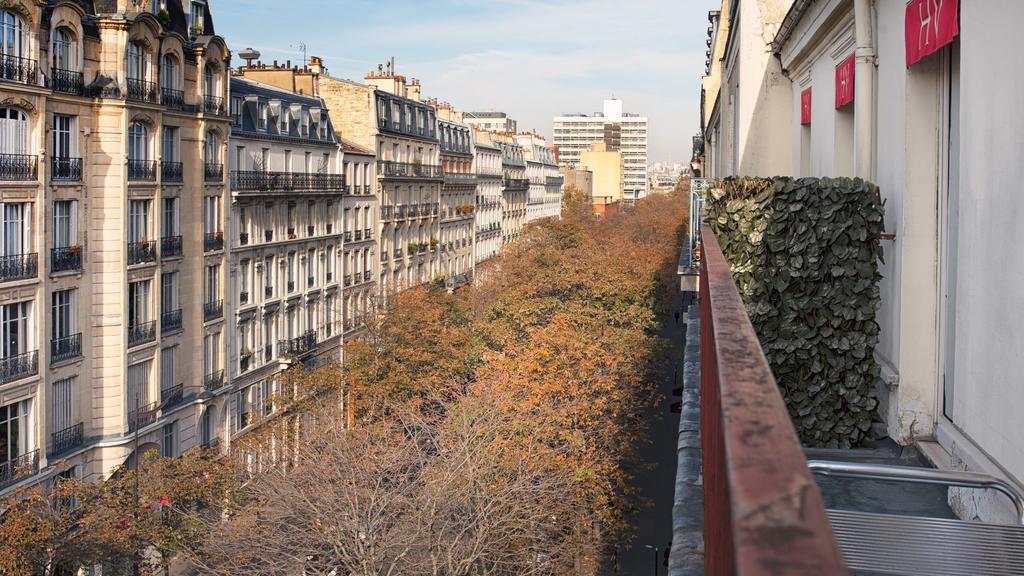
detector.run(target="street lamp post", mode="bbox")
[644,544,659,576]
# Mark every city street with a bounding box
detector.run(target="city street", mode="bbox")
[608,291,687,576]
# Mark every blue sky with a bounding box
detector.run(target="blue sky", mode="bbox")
[213,0,720,163]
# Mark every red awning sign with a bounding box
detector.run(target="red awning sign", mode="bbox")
[801,88,812,125]
[835,53,855,109]
[905,0,959,67]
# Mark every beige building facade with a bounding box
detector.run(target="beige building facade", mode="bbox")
[0,0,230,493]
[494,134,527,245]
[436,111,475,288]
[516,132,562,222]
[472,130,502,264]
[580,143,624,207]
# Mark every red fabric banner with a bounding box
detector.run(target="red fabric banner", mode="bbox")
[906,0,959,67]
[835,53,855,109]
[800,88,812,125]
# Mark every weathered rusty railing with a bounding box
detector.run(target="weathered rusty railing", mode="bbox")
[700,224,848,575]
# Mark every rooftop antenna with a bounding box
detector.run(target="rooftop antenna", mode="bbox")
[292,42,308,67]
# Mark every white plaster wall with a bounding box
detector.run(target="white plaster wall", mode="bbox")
[946,0,1024,485]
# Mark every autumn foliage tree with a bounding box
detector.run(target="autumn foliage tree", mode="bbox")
[0,192,688,575]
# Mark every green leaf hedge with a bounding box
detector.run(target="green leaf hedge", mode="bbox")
[705,177,884,448]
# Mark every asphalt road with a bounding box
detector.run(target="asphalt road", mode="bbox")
[606,292,687,576]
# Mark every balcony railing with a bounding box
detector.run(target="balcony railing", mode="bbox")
[128,159,157,181]
[161,235,182,259]
[50,423,84,457]
[128,321,156,347]
[51,157,82,181]
[161,309,182,333]
[377,160,442,180]
[344,274,352,287]
[504,178,530,191]
[443,172,478,186]
[354,229,363,241]
[0,449,39,489]
[203,95,225,115]
[205,162,223,182]
[0,350,38,384]
[161,383,184,408]
[161,87,184,110]
[231,171,347,193]
[161,161,183,183]
[50,333,82,364]
[128,402,158,432]
[277,330,317,357]
[264,286,273,299]
[0,54,36,85]
[204,232,224,252]
[240,291,249,305]
[204,299,223,321]
[364,270,372,282]
[307,225,315,237]
[204,369,225,392]
[698,225,846,574]
[126,78,158,104]
[264,230,274,242]
[128,240,156,264]
[239,232,249,246]
[51,245,82,273]
[0,153,38,181]
[344,231,353,242]
[0,253,37,282]
[363,228,372,240]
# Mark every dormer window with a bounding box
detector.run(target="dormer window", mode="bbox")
[279,109,289,135]
[190,1,207,36]
[258,102,268,131]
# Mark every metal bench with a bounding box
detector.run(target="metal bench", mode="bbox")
[809,460,1024,576]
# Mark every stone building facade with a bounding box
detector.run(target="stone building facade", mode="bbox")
[0,0,229,493]
[437,114,475,288]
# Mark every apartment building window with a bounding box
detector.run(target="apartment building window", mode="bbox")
[128,280,151,334]
[160,346,177,405]
[52,377,72,436]
[1,301,34,381]
[161,422,176,457]
[279,109,289,135]
[262,317,273,360]
[258,103,268,131]
[161,53,178,91]
[128,199,151,261]
[203,62,217,98]
[127,360,151,411]
[0,399,31,471]
[160,271,179,333]
[233,390,247,432]
[286,204,295,237]
[51,289,78,362]
[230,96,242,126]
[205,264,220,303]
[189,0,206,34]
[126,42,145,81]
[204,196,220,236]
[306,249,316,287]
[51,114,79,180]
[262,379,273,416]
[283,150,292,173]
[325,246,334,282]
[264,255,274,297]
[0,201,32,258]
[162,126,178,163]
[286,253,296,292]
[204,332,220,386]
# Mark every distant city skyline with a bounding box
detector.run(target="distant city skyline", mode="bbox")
[213,0,721,163]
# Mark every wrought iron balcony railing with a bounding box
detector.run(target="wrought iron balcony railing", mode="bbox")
[364,270,372,282]
[504,178,530,191]
[161,309,182,333]
[277,330,317,357]
[363,228,372,240]
[128,402,158,432]
[204,232,224,252]
[0,54,36,85]
[0,350,38,384]
[161,235,182,259]
[51,245,82,273]
[0,449,39,489]
[127,240,156,264]
[443,172,478,186]
[204,369,225,392]
[128,320,156,347]
[239,232,249,245]
[231,171,347,193]
[128,159,157,181]
[377,160,442,180]
[204,299,223,321]
[161,161,183,183]
[50,333,82,364]
[205,162,223,182]
[50,423,84,457]
[126,78,158,103]
[0,153,38,181]
[380,206,393,221]
[203,95,225,115]
[161,383,184,408]
[48,68,84,95]
[161,87,184,110]
[0,253,38,282]
[51,157,82,181]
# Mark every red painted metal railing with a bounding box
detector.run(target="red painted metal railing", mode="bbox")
[699,224,848,575]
